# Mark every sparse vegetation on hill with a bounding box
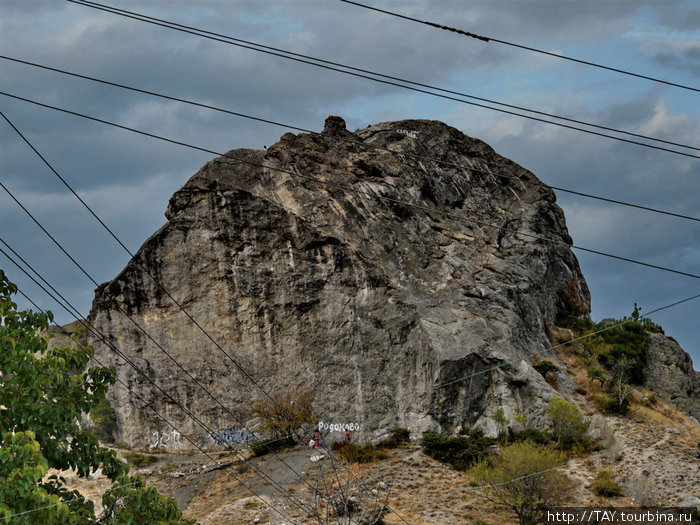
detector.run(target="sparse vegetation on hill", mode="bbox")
[469,441,574,525]
[420,429,492,471]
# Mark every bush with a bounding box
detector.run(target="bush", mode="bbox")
[378,427,411,449]
[89,394,118,443]
[420,429,491,471]
[593,470,623,497]
[335,442,388,463]
[469,441,574,525]
[251,387,315,441]
[594,393,630,415]
[124,452,158,468]
[546,397,590,450]
[250,435,296,457]
[533,361,559,377]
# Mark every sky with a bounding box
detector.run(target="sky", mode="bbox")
[0,0,698,369]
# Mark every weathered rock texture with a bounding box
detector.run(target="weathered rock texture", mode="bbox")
[88,117,594,449]
[644,333,700,419]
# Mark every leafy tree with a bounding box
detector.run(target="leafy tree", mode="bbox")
[469,441,574,525]
[251,387,315,441]
[0,269,194,524]
[545,397,590,450]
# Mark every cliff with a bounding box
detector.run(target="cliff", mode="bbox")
[88,116,597,448]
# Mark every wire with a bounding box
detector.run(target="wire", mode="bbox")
[0,239,314,523]
[433,291,700,388]
[0,114,381,524]
[2,91,698,282]
[2,285,301,525]
[0,481,143,522]
[338,0,700,95]
[63,0,700,160]
[2,55,697,224]
[0,211,341,524]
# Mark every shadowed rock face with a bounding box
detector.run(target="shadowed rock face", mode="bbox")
[88,116,592,448]
[644,333,700,419]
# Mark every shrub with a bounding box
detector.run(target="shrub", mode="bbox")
[533,361,559,377]
[469,441,574,525]
[251,387,315,441]
[593,470,623,497]
[546,398,589,450]
[335,442,388,463]
[89,394,118,443]
[420,429,491,471]
[124,452,158,468]
[593,392,629,415]
[378,427,411,449]
[250,435,296,457]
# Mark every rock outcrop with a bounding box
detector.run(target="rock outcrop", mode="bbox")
[88,116,593,449]
[644,333,700,419]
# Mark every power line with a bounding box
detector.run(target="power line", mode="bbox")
[0,239,313,523]
[2,91,698,282]
[63,0,700,160]
[0,480,142,522]
[2,284,301,525]
[0,112,398,524]
[433,291,700,388]
[0,196,358,524]
[339,0,700,95]
[2,55,697,224]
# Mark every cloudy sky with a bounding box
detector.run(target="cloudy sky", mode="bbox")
[1,0,698,368]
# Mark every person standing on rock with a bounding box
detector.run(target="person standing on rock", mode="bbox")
[344,429,351,443]
[313,429,320,448]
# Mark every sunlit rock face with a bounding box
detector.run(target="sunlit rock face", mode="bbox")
[88,116,592,449]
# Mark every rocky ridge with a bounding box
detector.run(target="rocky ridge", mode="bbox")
[85,116,695,449]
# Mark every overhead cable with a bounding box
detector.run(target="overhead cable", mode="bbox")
[1,55,697,223]
[339,0,700,94]
[0,239,312,523]
[63,0,700,160]
[2,91,698,281]
[433,290,700,389]
[0,110,394,523]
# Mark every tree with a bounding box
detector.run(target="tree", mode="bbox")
[469,441,575,525]
[0,270,194,524]
[545,397,589,448]
[251,387,315,441]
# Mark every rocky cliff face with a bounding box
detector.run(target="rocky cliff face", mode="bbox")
[88,116,593,449]
[644,333,700,419]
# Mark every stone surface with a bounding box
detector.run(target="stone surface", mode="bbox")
[645,333,700,418]
[88,116,595,449]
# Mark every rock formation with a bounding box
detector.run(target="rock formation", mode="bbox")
[644,333,700,419]
[88,116,597,449]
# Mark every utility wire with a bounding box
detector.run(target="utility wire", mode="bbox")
[64,0,700,160]
[433,291,700,387]
[2,91,698,281]
[1,282,301,525]
[0,481,143,522]
[0,238,314,523]
[339,0,700,95]
[2,55,697,224]
[0,113,388,524]
[0,197,350,524]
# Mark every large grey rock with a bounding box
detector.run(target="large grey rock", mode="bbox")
[644,332,699,419]
[88,117,591,449]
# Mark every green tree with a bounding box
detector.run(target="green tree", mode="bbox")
[251,387,315,441]
[0,270,194,524]
[469,441,574,525]
[545,397,589,448]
